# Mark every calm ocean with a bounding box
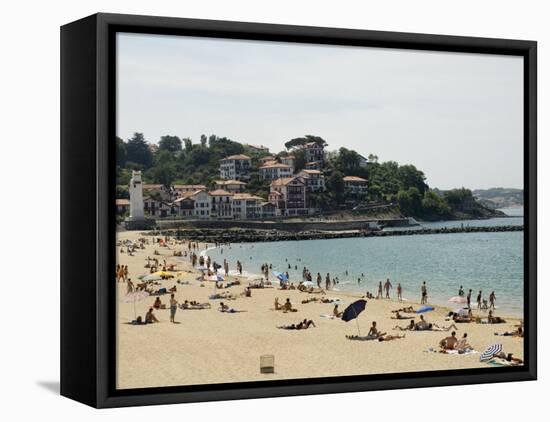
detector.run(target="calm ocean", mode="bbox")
[205,208,524,316]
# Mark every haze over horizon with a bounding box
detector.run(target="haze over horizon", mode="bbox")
[117,33,524,190]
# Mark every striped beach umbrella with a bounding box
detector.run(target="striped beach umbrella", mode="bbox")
[480,343,503,361]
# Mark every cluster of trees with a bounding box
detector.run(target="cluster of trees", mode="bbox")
[116,132,481,219]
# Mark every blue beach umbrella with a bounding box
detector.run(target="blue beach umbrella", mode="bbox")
[416,305,435,314]
[342,300,367,322]
[342,299,367,336]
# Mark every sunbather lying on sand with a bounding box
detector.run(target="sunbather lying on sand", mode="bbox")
[179,300,211,310]
[495,327,523,337]
[391,311,413,320]
[493,352,524,365]
[219,302,246,313]
[378,334,406,342]
[301,297,318,304]
[278,319,316,330]
[394,320,416,331]
[392,306,416,314]
[487,310,507,324]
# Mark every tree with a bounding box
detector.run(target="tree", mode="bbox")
[115,136,126,167]
[158,135,182,153]
[397,187,422,216]
[444,188,473,208]
[334,147,361,174]
[126,133,153,168]
[183,137,193,151]
[284,135,327,150]
[398,164,428,194]
[200,134,207,147]
[327,170,345,204]
[422,190,451,217]
[367,154,379,163]
[293,149,307,172]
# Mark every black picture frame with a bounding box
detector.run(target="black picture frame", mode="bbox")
[60,12,537,408]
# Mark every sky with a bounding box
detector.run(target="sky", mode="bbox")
[117,33,524,190]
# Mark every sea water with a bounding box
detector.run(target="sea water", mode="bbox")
[206,208,524,316]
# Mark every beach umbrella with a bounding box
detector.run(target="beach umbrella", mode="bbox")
[416,305,435,314]
[208,274,225,282]
[448,296,468,304]
[302,281,314,288]
[142,274,163,282]
[120,290,150,319]
[196,265,209,271]
[455,308,470,317]
[341,299,367,336]
[480,343,503,362]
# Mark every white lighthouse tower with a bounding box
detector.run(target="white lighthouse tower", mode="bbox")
[128,170,144,221]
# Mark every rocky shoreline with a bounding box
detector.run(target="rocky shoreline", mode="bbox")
[146,224,524,244]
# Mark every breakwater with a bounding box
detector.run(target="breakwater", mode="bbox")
[150,224,523,243]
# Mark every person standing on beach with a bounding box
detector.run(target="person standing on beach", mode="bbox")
[325,273,331,290]
[397,283,402,301]
[459,285,464,296]
[316,273,322,289]
[126,278,134,294]
[489,291,496,309]
[169,293,178,323]
[237,260,243,275]
[467,289,472,309]
[384,279,393,298]
[377,281,383,299]
[421,281,428,304]
[477,290,482,309]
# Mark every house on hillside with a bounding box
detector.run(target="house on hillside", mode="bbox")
[258,156,277,166]
[219,154,252,180]
[269,177,309,216]
[172,191,198,218]
[297,169,325,192]
[259,163,293,181]
[343,176,368,194]
[280,155,295,170]
[304,142,325,166]
[173,184,207,196]
[115,198,130,214]
[213,179,246,193]
[192,190,212,219]
[231,193,264,219]
[245,144,270,154]
[209,189,234,219]
[143,196,171,218]
[143,184,171,200]
[260,202,277,218]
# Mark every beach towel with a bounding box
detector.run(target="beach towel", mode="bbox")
[320,314,336,319]
[443,349,478,356]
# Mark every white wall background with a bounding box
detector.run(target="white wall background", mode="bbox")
[1,0,546,419]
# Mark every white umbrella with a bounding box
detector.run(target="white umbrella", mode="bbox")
[302,281,314,288]
[448,296,468,304]
[120,290,150,319]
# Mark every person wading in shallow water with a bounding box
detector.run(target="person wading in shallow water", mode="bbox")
[384,279,393,299]
[421,281,428,304]
[397,283,403,301]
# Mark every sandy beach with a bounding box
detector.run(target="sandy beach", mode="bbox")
[116,230,524,390]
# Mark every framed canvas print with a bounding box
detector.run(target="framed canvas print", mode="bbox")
[60,13,537,408]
